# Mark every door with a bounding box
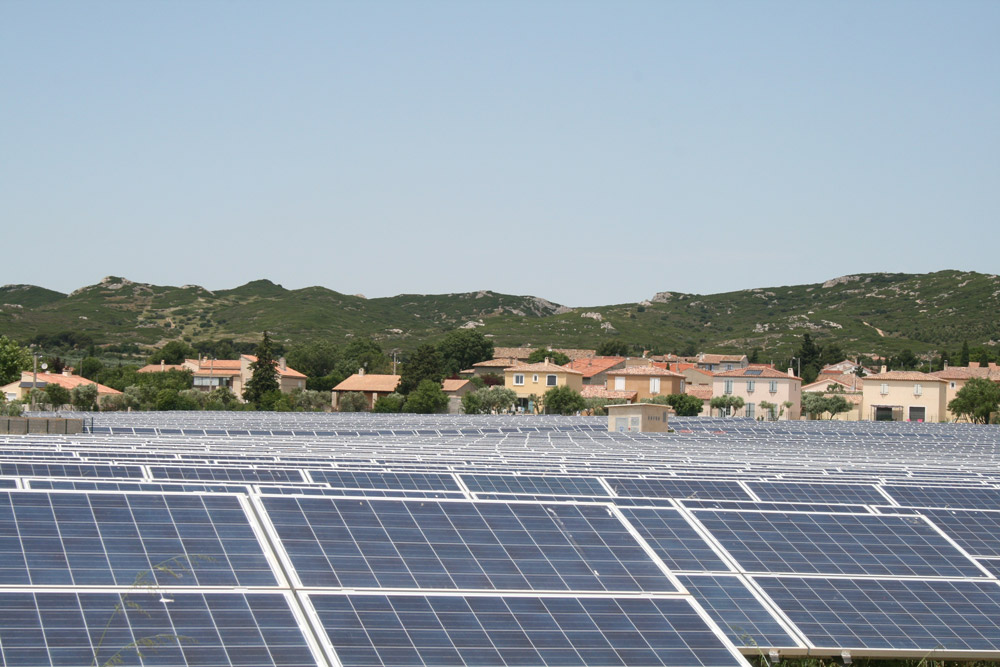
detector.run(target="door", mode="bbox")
[909,406,926,422]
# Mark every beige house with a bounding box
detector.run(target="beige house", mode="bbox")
[138,355,307,398]
[565,357,626,386]
[467,358,519,377]
[801,376,865,421]
[861,370,947,422]
[332,371,401,410]
[677,365,715,389]
[1,371,121,404]
[713,367,802,420]
[606,366,685,402]
[697,353,748,373]
[493,347,597,363]
[504,359,583,413]
[930,362,1000,421]
[684,385,713,416]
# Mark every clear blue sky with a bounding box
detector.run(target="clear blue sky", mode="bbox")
[2,1,997,306]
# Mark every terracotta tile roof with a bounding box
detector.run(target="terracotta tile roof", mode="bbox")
[492,347,534,360]
[241,355,307,378]
[930,365,1000,381]
[333,374,401,393]
[865,370,945,383]
[19,372,121,395]
[580,386,637,400]
[803,375,864,392]
[473,358,521,368]
[506,361,584,375]
[565,357,625,378]
[607,366,685,378]
[136,364,186,373]
[715,367,802,380]
[192,368,241,378]
[201,359,242,370]
[685,386,713,400]
[698,353,747,364]
[442,379,471,393]
[552,348,597,361]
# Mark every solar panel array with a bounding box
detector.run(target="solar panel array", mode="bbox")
[4,411,1000,664]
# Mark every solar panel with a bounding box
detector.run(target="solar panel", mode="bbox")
[882,485,1000,510]
[262,497,676,592]
[308,593,744,667]
[460,474,609,497]
[692,510,987,578]
[151,466,305,483]
[880,507,1000,558]
[755,576,1000,652]
[747,481,890,505]
[606,478,753,501]
[0,491,276,586]
[306,470,460,491]
[0,462,143,478]
[677,574,801,648]
[0,591,318,666]
[618,507,731,572]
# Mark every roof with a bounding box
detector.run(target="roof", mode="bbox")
[442,379,471,393]
[17,372,121,395]
[866,371,946,383]
[580,386,637,400]
[803,375,864,393]
[333,374,401,393]
[472,358,521,368]
[506,361,584,375]
[565,356,625,378]
[241,355,307,379]
[606,366,685,378]
[930,364,1000,381]
[492,348,596,362]
[136,364,186,373]
[715,367,802,380]
[698,353,747,364]
[685,386,713,400]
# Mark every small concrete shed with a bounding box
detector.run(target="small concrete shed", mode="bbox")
[607,403,670,433]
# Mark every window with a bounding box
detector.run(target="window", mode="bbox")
[746,380,755,393]
[546,375,557,387]
[880,383,889,395]
[950,382,956,389]
[679,380,686,392]
[532,374,539,383]
[914,384,922,396]
[746,403,755,419]
[649,377,660,394]
[513,374,524,386]
[614,376,625,391]
[769,381,778,393]
[724,380,734,395]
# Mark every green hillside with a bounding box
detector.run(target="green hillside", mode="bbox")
[1,271,997,360]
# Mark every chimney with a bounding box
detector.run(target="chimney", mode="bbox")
[63,368,72,376]
[969,361,981,369]
[358,368,365,376]
[881,365,887,374]
[788,368,794,377]
[990,363,998,370]
[544,357,551,365]
[944,360,949,369]
[161,359,165,372]
[278,356,287,371]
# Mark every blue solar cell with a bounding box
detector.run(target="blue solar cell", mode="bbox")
[885,507,1000,558]
[747,481,889,505]
[680,499,871,513]
[461,474,609,497]
[619,507,730,571]
[306,470,460,491]
[263,497,675,592]
[0,463,143,478]
[693,510,986,577]
[756,577,1000,651]
[606,478,753,501]
[310,593,742,667]
[677,574,799,648]
[0,591,317,667]
[151,466,305,483]
[882,485,1000,510]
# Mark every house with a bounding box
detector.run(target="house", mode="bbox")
[580,385,637,404]
[819,360,875,376]
[442,378,475,415]
[684,385,713,416]
[565,357,626,386]
[504,359,584,412]
[670,364,715,390]
[801,375,865,421]
[138,355,307,398]
[696,354,748,373]
[468,358,520,377]
[1,370,121,403]
[712,367,802,420]
[492,347,597,362]
[929,362,1000,421]
[605,366,686,402]
[861,369,947,422]
[332,371,401,410]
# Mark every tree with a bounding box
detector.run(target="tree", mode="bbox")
[287,389,331,412]
[825,394,852,419]
[948,378,1000,424]
[960,341,971,367]
[758,400,777,421]
[438,330,494,376]
[801,392,829,420]
[243,332,280,406]
[527,348,571,365]
[596,340,630,357]
[584,397,629,416]
[79,356,103,380]
[286,341,340,379]
[206,387,239,410]
[894,348,919,371]
[337,392,369,412]
[373,393,406,413]
[666,393,703,417]
[0,336,31,385]
[70,383,99,411]
[542,386,586,415]
[148,340,196,365]
[0,396,24,417]
[398,344,444,395]
[43,383,71,410]
[709,395,744,417]
[337,339,390,377]
[794,334,821,384]
[403,380,449,414]
[474,386,517,414]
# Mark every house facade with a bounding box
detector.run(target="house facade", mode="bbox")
[565,357,626,386]
[1,371,121,404]
[930,362,1000,421]
[504,360,583,412]
[605,366,685,402]
[712,367,802,420]
[332,371,401,410]
[861,370,947,422]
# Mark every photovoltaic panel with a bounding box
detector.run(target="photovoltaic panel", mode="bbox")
[306,470,461,491]
[606,478,753,501]
[26,479,252,494]
[755,576,1000,652]
[151,466,305,483]
[0,462,143,478]
[460,474,609,497]
[309,593,743,667]
[882,485,1000,510]
[883,507,1000,557]
[473,493,617,504]
[680,499,871,514]
[0,491,276,586]
[262,497,676,592]
[0,591,317,667]
[676,574,799,648]
[747,481,889,505]
[618,507,730,572]
[692,510,986,578]
[257,485,465,499]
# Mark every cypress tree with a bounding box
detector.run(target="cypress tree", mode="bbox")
[244,331,280,405]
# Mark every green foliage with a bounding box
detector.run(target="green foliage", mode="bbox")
[527,348,571,365]
[666,393,704,416]
[79,356,104,380]
[462,386,517,414]
[286,388,329,411]
[467,375,486,390]
[542,385,586,415]
[0,335,32,385]
[286,340,340,378]
[961,340,971,367]
[438,329,494,376]
[758,400,777,420]
[43,383,71,409]
[337,391,369,412]
[398,344,444,395]
[795,333,821,384]
[243,332,279,406]
[596,340,630,357]
[373,393,406,413]
[148,340,195,365]
[403,380,449,414]
[0,395,24,416]
[583,397,629,416]
[949,377,1000,424]
[339,339,390,377]
[71,383,100,411]
[481,373,504,387]
[710,395,745,416]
